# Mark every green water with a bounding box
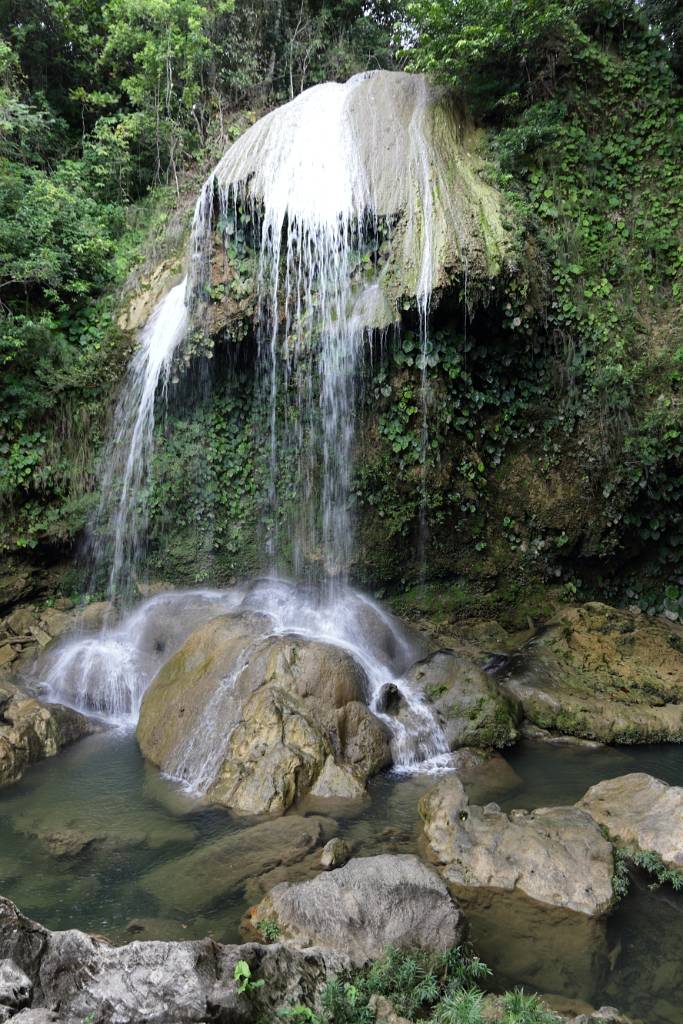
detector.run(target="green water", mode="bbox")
[0,733,682,1023]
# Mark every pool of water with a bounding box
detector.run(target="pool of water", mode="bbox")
[1,732,681,1023]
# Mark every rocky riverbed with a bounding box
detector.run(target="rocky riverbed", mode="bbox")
[1,591,683,1022]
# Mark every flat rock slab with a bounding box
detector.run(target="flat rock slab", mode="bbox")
[250,853,463,965]
[420,777,614,917]
[578,772,683,870]
[141,814,336,913]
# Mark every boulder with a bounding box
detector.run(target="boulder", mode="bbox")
[137,613,391,814]
[0,895,349,1024]
[405,649,519,750]
[578,773,683,870]
[310,756,366,799]
[492,603,683,743]
[320,837,351,869]
[78,601,115,631]
[420,777,614,917]
[0,684,94,786]
[141,814,336,913]
[0,960,32,1010]
[249,854,464,965]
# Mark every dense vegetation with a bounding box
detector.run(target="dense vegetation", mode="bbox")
[1,0,681,619]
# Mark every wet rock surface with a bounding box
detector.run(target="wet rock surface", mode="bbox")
[137,613,391,814]
[141,814,336,913]
[578,773,683,870]
[492,603,683,743]
[249,854,464,965]
[0,684,94,786]
[405,649,520,750]
[0,895,348,1024]
[420,776,614,917]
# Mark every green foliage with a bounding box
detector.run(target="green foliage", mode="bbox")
[256,917,282,942]
[501,989,559,1024]
[270,947,562,1024]
[624,846,683,891]
[233,959,265,995]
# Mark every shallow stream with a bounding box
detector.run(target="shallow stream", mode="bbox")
[1,731,681,1023]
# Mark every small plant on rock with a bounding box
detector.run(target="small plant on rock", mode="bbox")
[234,959,265,995]
[256,917,281,942]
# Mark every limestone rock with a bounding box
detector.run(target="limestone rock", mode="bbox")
[138,613,391,814]
[493,603,683,743]
[320,837,351,869]
[249,854,464,965]
[78,601,115,631]
[405,649,519,750]
[369,994,413,1024]
[0,960,32,1009]
[0,894,349,1024]
[420,777,614,917]
[141,814,336,913]
[578,773,683,870]
[310,756,366,799]
[0,686,94,786]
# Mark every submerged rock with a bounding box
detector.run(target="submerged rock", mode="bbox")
[578,773,683,871]
[420,777,614,917]
[141,814,336,913]
[493,603,683,743]
[0,895,348,1024]
[249,854,464,965]
[137,612,391,814]
[0,684,94,786]
[405,649,520,750]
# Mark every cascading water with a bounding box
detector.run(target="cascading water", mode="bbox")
[90,280,189,601]
[37,70,508,776]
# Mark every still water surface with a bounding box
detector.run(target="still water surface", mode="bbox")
[1,733,681,1023]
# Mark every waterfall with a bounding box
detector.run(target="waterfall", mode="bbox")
[90,280,189,600]
[39,71,503,772]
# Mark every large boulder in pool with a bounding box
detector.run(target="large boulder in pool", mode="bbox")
[491,603,683,743]
[404,649,520,750]
[248,854,464,965]
[419,776,614,918]
[137,613,391,814]
[0,682,94,786]
[578,773,683,872]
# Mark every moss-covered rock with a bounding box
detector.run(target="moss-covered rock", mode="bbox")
[405,649,520,750]
[0,683,94,786]
[492,603,683,743]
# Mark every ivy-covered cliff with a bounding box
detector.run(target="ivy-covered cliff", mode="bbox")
[0,0,681,622]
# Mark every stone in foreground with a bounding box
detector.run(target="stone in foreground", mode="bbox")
[249,854,464,965]
[578,772,683,870]
[0,895,348,1024]
[420,777,614,917]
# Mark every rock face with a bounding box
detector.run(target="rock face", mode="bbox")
[137,613,391,814]
[249,854,464,965]
[578,773,683,870]
[0,895,348,1024]
[420,777,614,917]
[0,683,94,786]
[493,603,683,743]
[405,649,519,750]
